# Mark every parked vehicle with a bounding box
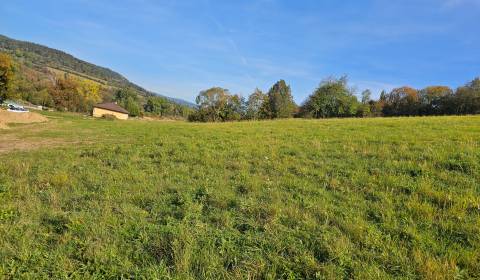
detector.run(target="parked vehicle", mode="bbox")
[7,104,29,113]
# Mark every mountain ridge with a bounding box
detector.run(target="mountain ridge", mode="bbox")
[0,34,196,108]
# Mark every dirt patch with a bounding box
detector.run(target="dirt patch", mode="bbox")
[0,111,85,153]
[140,116,183,122]
[0,133,91,154]
[0,135,64,153]
[0,110,48,129]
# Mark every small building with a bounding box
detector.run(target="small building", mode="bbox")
[93,102,129,120]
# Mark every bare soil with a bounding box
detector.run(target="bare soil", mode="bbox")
[0,110,68,153]
[0,110,48,129]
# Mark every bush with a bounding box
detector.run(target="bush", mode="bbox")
[101,114,117,121]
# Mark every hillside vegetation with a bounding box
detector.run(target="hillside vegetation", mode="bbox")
[0,35,194,116]
[0,113,479,279]
[0,35,130,87]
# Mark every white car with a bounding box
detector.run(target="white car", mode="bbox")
[7,104,29,113]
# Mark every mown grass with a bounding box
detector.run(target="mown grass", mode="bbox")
[0,113,479,279]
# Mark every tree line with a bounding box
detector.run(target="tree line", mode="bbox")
[189,76,480,122]
[0,52,192,118]
[188,80,297,122]
[114,88,193,118]
[2,51,478,121]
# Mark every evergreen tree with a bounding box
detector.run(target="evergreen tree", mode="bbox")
[265,80,296,118]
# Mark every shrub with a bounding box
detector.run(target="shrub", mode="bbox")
[101,114,117,121]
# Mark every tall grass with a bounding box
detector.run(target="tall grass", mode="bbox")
[0,114,479,279]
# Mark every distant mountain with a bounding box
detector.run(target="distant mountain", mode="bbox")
[159,95,196,108]
[0,34,196,107]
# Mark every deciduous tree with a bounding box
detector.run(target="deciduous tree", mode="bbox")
[418,86,453,115]
[0,52,15,103]
[246,88,267,120]
[195,87,230,122]
[452,78,480,114]
[77,79,101,106]
[382,87,420,116]
[299,77,359,118]
[114,87,141,117]
[49,76,84,112]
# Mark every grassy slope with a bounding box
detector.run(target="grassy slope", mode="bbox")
[0,114,479,279]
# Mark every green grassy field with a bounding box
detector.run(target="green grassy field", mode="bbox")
[1,113,479,279]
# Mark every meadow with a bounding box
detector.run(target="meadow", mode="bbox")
[0,113,479,279]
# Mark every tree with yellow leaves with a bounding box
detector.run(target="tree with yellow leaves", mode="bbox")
[76,79,102,104]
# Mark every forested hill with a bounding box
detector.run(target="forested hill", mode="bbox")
[0,34,194,107]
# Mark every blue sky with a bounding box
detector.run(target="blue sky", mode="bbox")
[1,0,479,103]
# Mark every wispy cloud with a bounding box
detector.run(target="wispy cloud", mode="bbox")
[3,0,477,102]
[208,15,249,67]
[205,7,257,86]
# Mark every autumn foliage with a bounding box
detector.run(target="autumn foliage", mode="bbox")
[0,52,14,103]
[1,51,479,120]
